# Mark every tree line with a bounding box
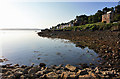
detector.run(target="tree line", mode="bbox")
[51,4,120,30]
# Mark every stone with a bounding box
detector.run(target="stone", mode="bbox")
[55,64,63,70]
[79,75,91,79]
[65,64,76,71]
[61,71,76,78]
[80,64,89,69]
[56,70,62,74]
[5,71,12,76]
[7,74,15,79]
[95,70,101,74]
[0,59,4,62]
[77,70,82,75]
[21,65,27,68]
[69,74,77,78]
[13,68,24,72]
[25,66,31,71]
[31,63,34,67]
[14,64,19,67]
[14,71,23,77]
[2,68,9,73]
[89,72,96,78]
[28,66,40,74]
[79,70,88,75]
[46,72,59,78]
[35,71,44,76]
[20,75,25,79]
[39,63,46,67]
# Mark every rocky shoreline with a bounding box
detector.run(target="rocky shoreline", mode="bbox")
[1,30,120,79]
[37,30,120,78]
[1,63,120,79]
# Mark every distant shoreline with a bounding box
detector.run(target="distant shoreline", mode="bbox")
[0,29,41,30]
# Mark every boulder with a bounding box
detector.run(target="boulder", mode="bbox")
[2,68,9,73]
[61,71,76,78]
[46,72,59,79]
[7,74,15,79]
[79,75,91,79]
[5,71,12,76]
[20,75,25,79]
[39,63,46,67]
[14,71,23,77]
[12,68,24,72]
[79,70,88,75]
[65,64,76,71]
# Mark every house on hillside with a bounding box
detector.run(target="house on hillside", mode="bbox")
[59,24,69,29]
[58,23,73,29]
[102,11,114,23]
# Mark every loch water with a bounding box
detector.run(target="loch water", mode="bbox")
[0,30,100,66]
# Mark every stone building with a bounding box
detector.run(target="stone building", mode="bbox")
[102,11,114,23]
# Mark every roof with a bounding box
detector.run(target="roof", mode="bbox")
[107,11,112,14]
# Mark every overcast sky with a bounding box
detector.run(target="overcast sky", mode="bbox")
[0,0,119,29]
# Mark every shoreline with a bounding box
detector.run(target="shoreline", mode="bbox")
[1,30,120,78]
[38,30,120,69]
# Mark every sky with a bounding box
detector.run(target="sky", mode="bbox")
[0,0,119,29]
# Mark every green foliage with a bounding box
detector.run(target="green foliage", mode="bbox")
[113,14,120,22]
[61,22,120,31]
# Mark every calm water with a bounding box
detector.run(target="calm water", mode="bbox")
[0,30,100,66]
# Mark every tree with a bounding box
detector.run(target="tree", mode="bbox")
[103,7,111,13]
[115,5,120,13]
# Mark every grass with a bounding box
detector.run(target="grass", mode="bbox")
[61,22,120,31]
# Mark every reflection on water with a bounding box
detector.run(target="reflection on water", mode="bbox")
[0,30,100,66]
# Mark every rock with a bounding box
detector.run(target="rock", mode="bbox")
[12,68,24,72]
[95,70,101,74]
[80,64,89,69]
[79,75,91,79]
[77,70,82,75]
[2,68,9,73]
[39,63,46,67]
[46,72,59,78]
[65,64,77,71]
[61,71,76,78]
[28,66,40,74]
[7,74,15,79]
[6,64,12,67]
[0,59,4,62]
[56,52,61,55]
[2,65,7,68]
[20,75,25,79]
[25,66,31,70]
[14,71,23,77]
[55,64,63,70]
[50,65,56,69]
[102,71,107,76]
[39,74,46,78]
[69,74,77,78]
[89,71,96,77]
[56,70,62,74]
[35,71,44,76]
[79,70,88,75]
[31,63,34,67]
[14,64,19,67]
[5,71,12,76]
[21,65,27,68]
